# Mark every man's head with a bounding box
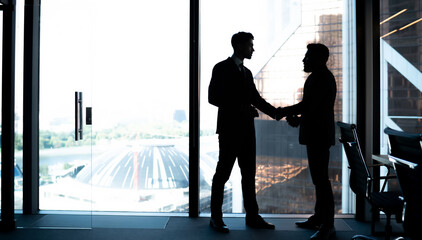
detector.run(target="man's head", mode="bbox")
[303,43,329,73]
[231,32,254,60]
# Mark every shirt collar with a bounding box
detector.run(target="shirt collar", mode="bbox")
[231,54,243,68]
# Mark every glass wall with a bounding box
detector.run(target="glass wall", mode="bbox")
[39,0,189,212]
[380,0,422,154]
[200,0,356,215]
[1,0,359,215]
[14,0,25,211]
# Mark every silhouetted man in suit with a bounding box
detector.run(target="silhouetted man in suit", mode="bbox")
[208,32,280,232]
[280,43,336,240]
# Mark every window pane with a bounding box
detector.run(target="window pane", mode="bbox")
[39,0,94,211]
[15,0,25,211]
[380,0,422,153]
[200,0,355,215]
[88,0,189,212]
[39,0,189,212]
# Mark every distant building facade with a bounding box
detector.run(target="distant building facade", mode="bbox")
[253,3,344,214]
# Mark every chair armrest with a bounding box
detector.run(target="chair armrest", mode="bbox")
[367,164,388,168]
[377,175,396,180]
[372,175,397,192]
[388,155,418,169]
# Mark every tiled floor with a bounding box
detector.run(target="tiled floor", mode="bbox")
[0,214,406,240]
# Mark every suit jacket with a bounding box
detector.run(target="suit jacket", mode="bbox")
[208,57,277,135]
[284,66,337,146]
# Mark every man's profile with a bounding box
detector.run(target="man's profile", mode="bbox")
[208,32,281,233]
[280,43,337,240]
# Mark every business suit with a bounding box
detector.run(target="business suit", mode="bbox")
[284,65,337,227]
[208,57,277,220]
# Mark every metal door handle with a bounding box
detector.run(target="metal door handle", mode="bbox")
[75,92,83,140]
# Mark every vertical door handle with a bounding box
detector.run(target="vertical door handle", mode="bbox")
[75,92,83,140]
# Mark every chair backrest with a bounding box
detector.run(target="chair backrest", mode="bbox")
[384,127,422,163]
[337,121,371,196]
[384,128,422,239]
[390,157,421,239]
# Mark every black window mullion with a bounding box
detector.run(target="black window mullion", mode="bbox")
[0,0,17,231]
[23,0,41,215]
[189,0,200,218]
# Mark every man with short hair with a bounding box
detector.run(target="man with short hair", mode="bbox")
[208,32,280,233]
[281,43,337,240]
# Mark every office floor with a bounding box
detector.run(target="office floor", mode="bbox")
[0,214,405,240]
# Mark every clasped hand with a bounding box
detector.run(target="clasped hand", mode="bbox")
[275,107,300,127]
[275,107,286,121]
[286,115,300,127]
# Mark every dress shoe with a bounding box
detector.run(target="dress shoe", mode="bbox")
[245,215,275,229]
[295,216,321,230]
[209,218,229,233]
[310,225,336,240]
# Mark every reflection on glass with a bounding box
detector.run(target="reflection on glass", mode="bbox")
[380,0,422,137]
[200,0,349,214]
[39,0,189,212]
[379,0,422,194]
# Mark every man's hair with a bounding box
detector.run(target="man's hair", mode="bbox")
[231,32,254,48]
[307,43,329,63]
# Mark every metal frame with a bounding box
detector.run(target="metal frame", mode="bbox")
[189,0,200,218]
[0,0,17,231]
[23,0,41,215]
[355,0,380,221]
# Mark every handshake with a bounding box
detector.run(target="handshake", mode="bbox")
[275,107,301,128]
[275,107,286,121]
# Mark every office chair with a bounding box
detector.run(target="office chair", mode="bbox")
[337,122,404,240]
[385,127,422,240]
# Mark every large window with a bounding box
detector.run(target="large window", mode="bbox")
[200,0,356,215]
[39,0,189,212]
[380,0,422,153]
[1,0,359,216]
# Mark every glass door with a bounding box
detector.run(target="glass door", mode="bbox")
[39,0,190,224]
[38,0,93,228]
[88,0,190,214]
